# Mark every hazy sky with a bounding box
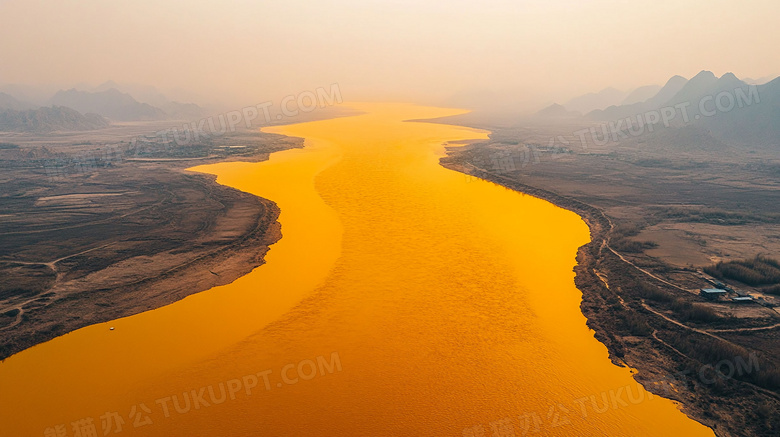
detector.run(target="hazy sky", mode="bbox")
[1,0,778,111]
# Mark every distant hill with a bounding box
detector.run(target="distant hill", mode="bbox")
[50,88,167,121]
[0,106,110,133]
[0,92,33,111]
[743,76,775,86]
[698,76,780,146]
[160,101,209,120]
[94,80,169,107]
[93,81,208,120]
[534,103,581,119]
[621,85,662,105]
[662,70,719,109]
[584,70,779,147]
[643,75,689,108]
[564,87,626,114]
[658,72,754,124]
[588,75,688,121]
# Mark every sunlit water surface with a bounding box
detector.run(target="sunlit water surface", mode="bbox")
[0,103,713,436]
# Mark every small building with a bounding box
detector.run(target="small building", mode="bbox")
[731,296,754,303]
[700,288,728,300]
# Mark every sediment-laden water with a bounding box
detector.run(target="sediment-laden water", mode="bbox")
[0,103,713,436]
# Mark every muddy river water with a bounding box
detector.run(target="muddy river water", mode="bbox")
[0,103,713,436]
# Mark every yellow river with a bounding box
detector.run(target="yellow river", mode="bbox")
[0,103,713,436]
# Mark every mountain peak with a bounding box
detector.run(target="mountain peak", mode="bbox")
[715,72,745,88]
[691,70,716,81]
[665,75,687,85]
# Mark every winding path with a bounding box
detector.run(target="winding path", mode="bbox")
[0,242,117,331]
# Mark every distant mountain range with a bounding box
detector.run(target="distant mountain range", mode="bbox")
[555,81,679,115]
[0,106,109,133]
[0,92,109,132]
[90,81,209,120]
[0,81,210,132]
[50,88,167,122]
[700,76,780,146]
[564,87,626,114]
[94,80,170,107]
[587,75,688,121]
[537,71,780,147]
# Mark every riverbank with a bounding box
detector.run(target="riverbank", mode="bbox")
[0,129,302,360]
[441,151,780,437]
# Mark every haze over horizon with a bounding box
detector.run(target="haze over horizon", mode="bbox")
[1,0,779,111]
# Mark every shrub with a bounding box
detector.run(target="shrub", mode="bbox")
[760,284,780,295]
[671,298,720,323]
[623,313,652,336]
[637,282,673,302]
[612,239,659,253]
[704,255,780,286]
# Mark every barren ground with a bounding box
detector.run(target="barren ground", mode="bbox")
[0,124,304,360]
